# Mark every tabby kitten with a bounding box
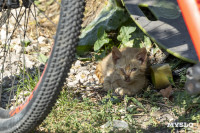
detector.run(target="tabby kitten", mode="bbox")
[96,46,147,96]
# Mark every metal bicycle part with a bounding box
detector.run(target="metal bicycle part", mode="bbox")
[185,63,200,95]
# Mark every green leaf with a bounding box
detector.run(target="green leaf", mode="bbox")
[39,53,48,63]
[132,38,142,48]
[153,47,160,54]
[94,27,110,51]
[139,36,152,49]
[79,3,129,47]
[127,105,137,113]
[143,36,152,48]
[117,26,136,44]
[110,96,121,104]
[95,50,106,60]
[121,40,134,48]
[76,45,93,56]
[34,0,41,6]
[21,41,31,47]
[132,98,147,112]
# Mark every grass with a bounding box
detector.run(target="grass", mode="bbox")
[14,22,199,133]
[15,2,199,131]
[2,67,41,109]
[35,66,200,132]
[38,89,124,132]
[28,36,200,132]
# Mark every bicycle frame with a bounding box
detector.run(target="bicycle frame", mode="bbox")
[177,0,200,61]
[177,0,200,94]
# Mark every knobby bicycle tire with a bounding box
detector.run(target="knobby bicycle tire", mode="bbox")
[0,0,85,132]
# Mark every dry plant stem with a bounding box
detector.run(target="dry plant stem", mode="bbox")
[132,113,146,116]
[139,98,173,108]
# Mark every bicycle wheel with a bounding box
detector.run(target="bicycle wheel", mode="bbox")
[0,0,85,132]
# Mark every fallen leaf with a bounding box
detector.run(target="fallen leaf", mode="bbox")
[160,86,174,98]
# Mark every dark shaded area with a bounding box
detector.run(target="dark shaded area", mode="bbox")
[138,5,158,21]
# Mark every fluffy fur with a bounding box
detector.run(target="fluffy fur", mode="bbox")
[96,46,148,96]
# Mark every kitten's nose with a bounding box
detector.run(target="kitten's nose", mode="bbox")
[125,76,130,82]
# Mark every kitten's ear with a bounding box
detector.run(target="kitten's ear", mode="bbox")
[136,48,147,64]
[112,46,122,64]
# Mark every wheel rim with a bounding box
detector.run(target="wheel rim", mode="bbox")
[0,0,60,115]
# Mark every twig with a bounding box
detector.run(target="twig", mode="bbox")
[139,98,173,108]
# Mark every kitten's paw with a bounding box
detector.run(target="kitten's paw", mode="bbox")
[115,87,133,96]
[115,87,125,96]
[103,81,112,91]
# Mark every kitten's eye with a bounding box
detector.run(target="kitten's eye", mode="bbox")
[131,68,137,71]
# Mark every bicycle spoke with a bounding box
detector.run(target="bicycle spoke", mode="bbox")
[0,0,60,110]
[32,4,41,79]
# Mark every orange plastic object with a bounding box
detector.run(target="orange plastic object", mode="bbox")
[198,0,200,10]
[177,0,200,60]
